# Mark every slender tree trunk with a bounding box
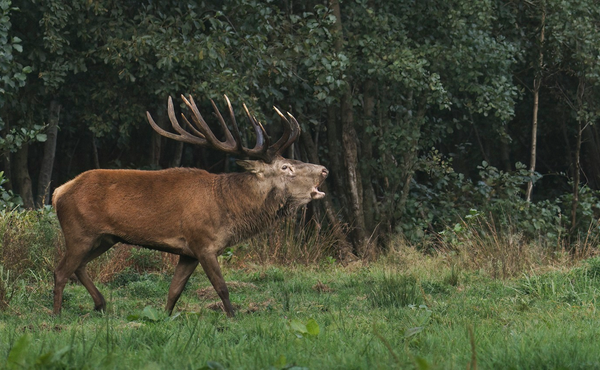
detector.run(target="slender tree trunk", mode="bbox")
[2,152,11,191]
[1,118,12,191]
[170,141,184,167]
[91,136,100,169]
[37,101,61,207]
[570,77,586,234]
[526,9,545,202]
[582,124,600,189]
[397,96,426,223]
[361,80,378,234]
[571,118,582,233]
[150,101,166,168]
[341,94,368,253]
[14,143,34,208]
[326,2,348,220]
[326,106,347,218]
[151,132,162,169]
[500,139,511,172]
[330,0,367,254]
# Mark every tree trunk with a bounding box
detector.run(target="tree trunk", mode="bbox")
[570,77,586,234]
[150,132,162,169]
[396,96,427,225]
[341,93,368,253]
[1,118,12,191]
[150,102,166,169]
[13,143,34,208]
[571,117,582,233]
[170,141,184,168]
[91,136,100,169]
[326,106,348,219]
[1,151,11,191]
[526,9,545,202]
[37,101,61,207]
[361,80,379,234]
[582,124,600,189]
[330,0,367,254]
[500,139,511,172]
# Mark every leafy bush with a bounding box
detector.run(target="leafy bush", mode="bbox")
[0,171,22,211]
[406,155,598,250]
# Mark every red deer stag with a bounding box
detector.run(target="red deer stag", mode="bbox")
[52,95,328,317]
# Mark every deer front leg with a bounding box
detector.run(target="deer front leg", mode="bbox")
[198,253,234,317]
[166,255,199,315]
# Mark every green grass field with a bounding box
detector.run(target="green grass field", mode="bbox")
[3,247,600,369]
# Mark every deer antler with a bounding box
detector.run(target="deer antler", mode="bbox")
[146,95,300,163]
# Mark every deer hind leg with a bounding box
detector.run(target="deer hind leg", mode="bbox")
[166,255,199,315]
[53,236,115,315]
[75,266,105,311]
[198,253,234,317]
[53,241,91,315]
[76,236,118,312]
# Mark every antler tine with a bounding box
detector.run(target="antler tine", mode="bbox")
[180,95,211,137]
[209,97,237,149]
[285,112,301,145]
[167,97,209,142]
[180,113,206,139]
[243,103,269,153]
[148,95,301,163]
[146,96,208,146]
[179,95,231,153]
[269,106,300,157]
[224,95,244,150]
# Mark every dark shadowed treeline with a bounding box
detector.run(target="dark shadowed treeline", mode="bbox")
[1,0,600,255]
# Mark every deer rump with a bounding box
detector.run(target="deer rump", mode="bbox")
[52,95,328,317]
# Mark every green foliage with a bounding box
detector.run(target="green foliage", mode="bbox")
[405,153,600,247]
[0,171,22,210]
[127,305,164,322]
[2,0,600,254]
[0,0,30,112]
[286,318,320,339]
[0,0,40,151]
[6,333,72,369]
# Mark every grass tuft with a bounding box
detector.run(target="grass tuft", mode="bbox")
[241,215,345,265]
[367,272,423,308]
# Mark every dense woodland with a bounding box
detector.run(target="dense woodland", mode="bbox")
[1,0,600,255]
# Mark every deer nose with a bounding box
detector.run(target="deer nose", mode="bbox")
[321,168,329,178]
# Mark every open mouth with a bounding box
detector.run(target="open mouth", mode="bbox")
[311,180,326,200]
[310,167,328,200]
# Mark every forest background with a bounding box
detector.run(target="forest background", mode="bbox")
[2,0,600,257]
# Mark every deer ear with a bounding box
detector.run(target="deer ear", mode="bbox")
[236,160,263,174]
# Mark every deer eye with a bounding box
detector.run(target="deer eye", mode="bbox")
[282,165,288,170]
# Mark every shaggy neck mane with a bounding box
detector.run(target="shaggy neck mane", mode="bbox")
[214,172,294,241]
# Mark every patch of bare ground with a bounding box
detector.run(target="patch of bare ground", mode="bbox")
[205,301,242,312]
[197,281,257,300]
[21,322,64,332]
[312,281,334,293]
[206,299,276,314]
